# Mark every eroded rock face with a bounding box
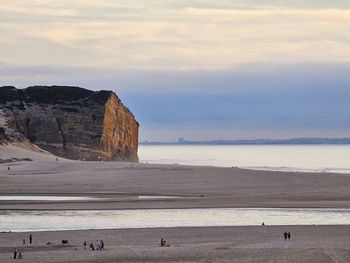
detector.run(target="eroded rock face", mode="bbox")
[0,86,139,161]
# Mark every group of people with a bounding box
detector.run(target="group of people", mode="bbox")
[61,239,69,244]
[13,248,23,260]
[283,231,291,240]
[160,237,170,247]
[13,234,32,259]
[84,240,105,250]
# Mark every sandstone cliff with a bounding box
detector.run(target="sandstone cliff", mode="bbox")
[0,86,139,162]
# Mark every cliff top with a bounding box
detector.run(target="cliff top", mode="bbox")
[0,86,114,104]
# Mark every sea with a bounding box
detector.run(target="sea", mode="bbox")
[138,145,350,174]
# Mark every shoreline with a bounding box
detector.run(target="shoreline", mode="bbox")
[140,161,350,175]
[2,223,350,233]
[2,204,350,211]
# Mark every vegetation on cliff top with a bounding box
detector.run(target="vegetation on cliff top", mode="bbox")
[0,86,113,104]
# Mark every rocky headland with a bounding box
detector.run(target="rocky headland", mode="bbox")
[0,86,138,162]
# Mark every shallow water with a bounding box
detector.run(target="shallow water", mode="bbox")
[0,196,100,201]
[1,208,349,232]
[139,145,350,173]
[0,195,183,202]
[138,195,182,200]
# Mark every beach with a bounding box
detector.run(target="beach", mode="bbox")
[1,145,350,262]
[1,157,350,210]
[1,226,349,262]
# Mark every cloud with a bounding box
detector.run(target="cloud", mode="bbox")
[1,1,350,140]
[0,1,349,69]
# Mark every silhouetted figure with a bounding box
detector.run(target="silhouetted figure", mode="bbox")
[8,167,10,171]
[262,222,265,226]
[84,241,87,250]
[95,240,99,250]
[13,248,17,259]
[100,240,104,250]
[287,231,291,240]
[29,233,32,244]
[18,250,22,259]
[283,231,288,241]
[160,238,169,247]
[90,243,94,250]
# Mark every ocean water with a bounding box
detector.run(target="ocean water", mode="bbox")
[1,208,349,232]
[139,145,350,173]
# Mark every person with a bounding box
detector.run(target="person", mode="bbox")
[83,241,87,250]
[161,238,167,247]
[262,222,265,226]
[22,238,25,245]
[283,231,288,241]
[18,250,23,259]
[29,233,32,244]
[287,231,291,240]
[8,167,10,171]
[100,240,104,250]
[13,248,17,259]
[90,243,94,250]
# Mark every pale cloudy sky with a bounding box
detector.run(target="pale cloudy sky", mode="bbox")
[1,1,350,141]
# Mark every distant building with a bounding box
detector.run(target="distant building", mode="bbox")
[178,137,185,144]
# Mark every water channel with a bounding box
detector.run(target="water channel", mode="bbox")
[1,208,349,232]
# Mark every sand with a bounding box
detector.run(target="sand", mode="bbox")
[0,144,350,262]
[0,226,349,263]
[0,146,349,209]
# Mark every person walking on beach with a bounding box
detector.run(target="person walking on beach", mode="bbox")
[13,248,17,259]
[84,241,87,250]
[287,231,291,240]
[18,250,23,259]
[29,233,32,244]
[283,231,288,241]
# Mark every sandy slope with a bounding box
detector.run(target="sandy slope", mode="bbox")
[0,143,57,162]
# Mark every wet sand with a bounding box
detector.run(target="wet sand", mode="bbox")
[0,225,349,263]
[0,157,350,210]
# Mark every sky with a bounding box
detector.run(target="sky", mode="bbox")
[1,0,350,141]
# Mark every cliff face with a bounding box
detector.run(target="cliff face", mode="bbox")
[0,86,139,162]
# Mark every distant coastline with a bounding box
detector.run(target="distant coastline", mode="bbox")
[140,137,350,145]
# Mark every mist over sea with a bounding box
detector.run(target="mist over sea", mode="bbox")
[139,145,350,174]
